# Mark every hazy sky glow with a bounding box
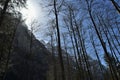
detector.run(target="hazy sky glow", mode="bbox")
[21,0,46,28]
[20,0,49,41]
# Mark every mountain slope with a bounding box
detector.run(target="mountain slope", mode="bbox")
[4,22,49,80]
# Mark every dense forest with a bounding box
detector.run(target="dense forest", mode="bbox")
[0,0,120,80]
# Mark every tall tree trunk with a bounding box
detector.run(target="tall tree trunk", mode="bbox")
[110,0,120,14]
[97,15,120,78]
[62,34,72,80]
[53,0,65,80]
[64,18,82,80]
[50,34,57,80]
[89,31,104,75]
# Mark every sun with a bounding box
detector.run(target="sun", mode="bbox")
[20,0,48,31]
[21,0,38,26]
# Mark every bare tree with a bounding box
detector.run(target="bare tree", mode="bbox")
[53,0,65,80]
[110,0,120,14]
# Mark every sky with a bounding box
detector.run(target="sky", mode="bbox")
[19,0,118,66]
[20,0,49,42]
[21,0,44,25]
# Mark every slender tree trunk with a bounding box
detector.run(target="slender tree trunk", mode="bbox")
[89,32,104,75]
[68,8,84,79]
[99,15,120,55]
[97,15,119,62]
[97,15,120,78]
[110,0,120,14]
[62,34,72,80]
[72,9,93,80]
[64,19,82,80]
[53,0,65,80]
[50,34,57,80]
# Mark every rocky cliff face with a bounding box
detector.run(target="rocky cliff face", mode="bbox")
[5,22,49,80]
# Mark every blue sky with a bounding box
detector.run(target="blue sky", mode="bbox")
[20,0,120,66]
